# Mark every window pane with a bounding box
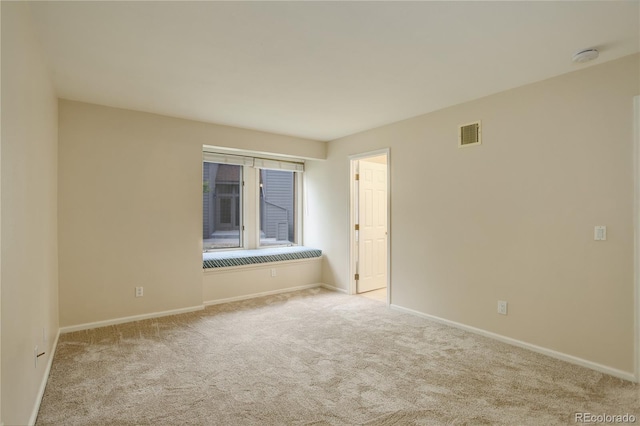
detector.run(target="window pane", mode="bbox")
[259,169,297,246]
[203,162,242,250]
[219,198,232,224]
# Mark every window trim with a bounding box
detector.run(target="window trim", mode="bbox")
[203,151,304,172]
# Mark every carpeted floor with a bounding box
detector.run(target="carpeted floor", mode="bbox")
[37,288,638,425]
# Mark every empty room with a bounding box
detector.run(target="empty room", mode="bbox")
[2,1,639,425]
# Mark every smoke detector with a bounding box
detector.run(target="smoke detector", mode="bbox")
[572,49,599,63]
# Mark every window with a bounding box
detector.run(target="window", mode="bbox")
[259,169,297,246]
[202,162,243,250]
[203,150,303,252]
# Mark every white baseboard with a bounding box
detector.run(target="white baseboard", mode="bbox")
[60,305,205,334]
[390,304,636,383]
[29,329,61,426]
[204,283,323,306]
[320,283,348,294]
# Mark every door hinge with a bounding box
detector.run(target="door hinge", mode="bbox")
[355,174,359,181]
[355,224,359,231]
[354,273,360,281]
[242,226,245,231]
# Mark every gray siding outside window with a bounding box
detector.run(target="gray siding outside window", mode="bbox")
[260,169,295,244]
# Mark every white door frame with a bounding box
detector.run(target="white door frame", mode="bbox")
[634,95,639,382]
[348,148,391,305]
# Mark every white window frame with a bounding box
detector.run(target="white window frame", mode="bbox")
[255,169,303,248]
[202,162,245,252]
[203,148,304,252]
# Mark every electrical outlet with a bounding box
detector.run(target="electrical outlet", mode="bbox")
[270,268,277,277]
[498,300,508,315]
[594,225,607,241]
[135,286,144,297]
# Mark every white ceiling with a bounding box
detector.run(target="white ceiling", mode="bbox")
[29,1,639,141]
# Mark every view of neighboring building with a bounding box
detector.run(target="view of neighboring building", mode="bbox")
[203,163,296,249]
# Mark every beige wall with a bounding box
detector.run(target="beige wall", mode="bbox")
[305,54,640,373]
[203,259,322,303]
[1,2,59,425]
[58,101,325,327]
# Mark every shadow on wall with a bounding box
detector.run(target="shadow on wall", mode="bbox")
[321,257,340,290]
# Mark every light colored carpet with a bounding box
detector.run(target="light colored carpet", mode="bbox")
[37,288,638,425]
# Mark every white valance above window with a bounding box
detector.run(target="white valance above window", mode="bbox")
[202,152,255,166]
[203,151,304,172]
[252,158,304,172]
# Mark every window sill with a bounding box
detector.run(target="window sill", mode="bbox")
[203,246,322,270]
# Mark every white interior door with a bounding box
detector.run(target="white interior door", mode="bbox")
[357,160,387,293]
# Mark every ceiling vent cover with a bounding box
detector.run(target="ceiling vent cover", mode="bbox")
[459,121,481,147]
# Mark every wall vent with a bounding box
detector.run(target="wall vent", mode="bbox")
[458,121,481,147]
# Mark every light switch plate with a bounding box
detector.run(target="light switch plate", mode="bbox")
[594,226,607,241]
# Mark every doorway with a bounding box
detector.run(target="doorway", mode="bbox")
[349,150,390,304]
